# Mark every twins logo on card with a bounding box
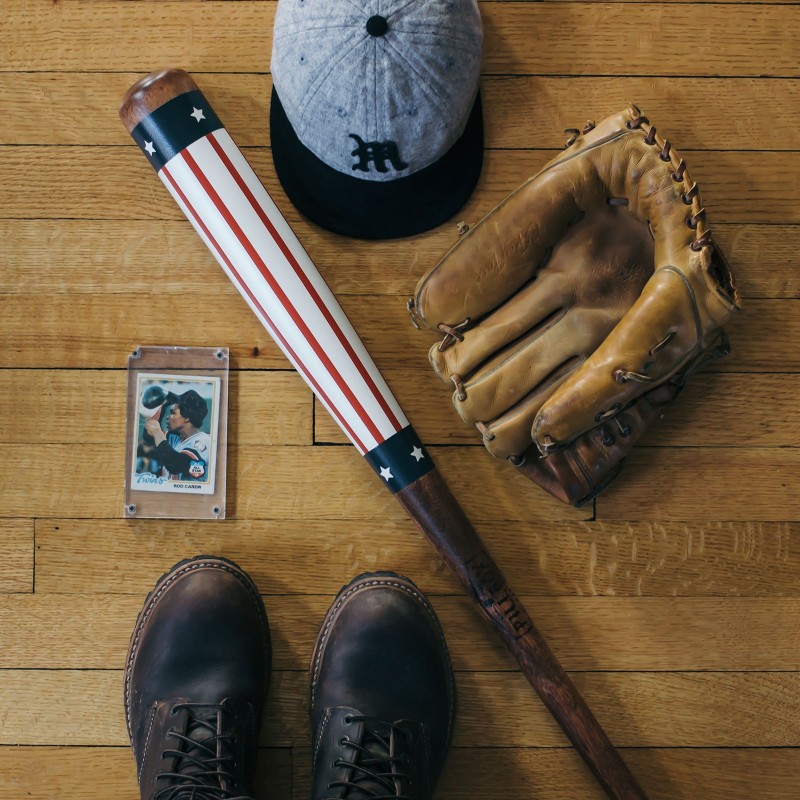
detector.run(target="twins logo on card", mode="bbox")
[131,372,221,495]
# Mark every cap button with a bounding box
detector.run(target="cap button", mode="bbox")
[366,15,389,37]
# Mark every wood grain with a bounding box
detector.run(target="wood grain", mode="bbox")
[0,369,311,445]
[0,520,33,593]
[2,748,796,800]
[0,295,793,371]
[0,443,585,521]
[0,746,292,800]
[1,73,797,152]
[401,748,800,800]
[33,519,800,598]
[2,3,798,76]
[0,147,795,224]
[3,668,800,749]
[597,448,800,521]
[5,593,800,672]
[0,220,794,299]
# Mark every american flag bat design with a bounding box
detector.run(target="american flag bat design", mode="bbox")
[120,70,647,800]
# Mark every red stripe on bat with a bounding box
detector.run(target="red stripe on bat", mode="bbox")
[207,131,403,434]
[161,162,369,453]
[179,147,386,447]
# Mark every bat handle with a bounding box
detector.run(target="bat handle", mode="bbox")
[395,469,648,800]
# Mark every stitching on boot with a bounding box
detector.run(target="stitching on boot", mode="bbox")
[137,702,158,783]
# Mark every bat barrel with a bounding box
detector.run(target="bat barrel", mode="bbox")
[120,68,199,133]
[119,69,411,460]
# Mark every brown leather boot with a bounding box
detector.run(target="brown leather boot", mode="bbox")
[309,572,455,800]
[124,556,271,800]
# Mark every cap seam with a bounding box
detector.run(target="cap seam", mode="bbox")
[293,33,372,133]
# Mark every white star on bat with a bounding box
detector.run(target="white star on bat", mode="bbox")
[190,107,206,123]
[410,446,425,462]
[143,141,156,156]
[379,466,393,481]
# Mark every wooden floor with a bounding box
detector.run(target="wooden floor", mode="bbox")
[2,0,799,797]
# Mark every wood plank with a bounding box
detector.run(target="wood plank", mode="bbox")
[0,146,794,225]
[1,3,798,76]
[598,447,800,521]
[3,73,799,152]
[0,295,792,372]
[456,671,800,747]
[0,444,584,521]
[9,369,789,449]
[483,76,800,151]
[34,519,800,597]
[1,746,796,800]
[0,746,291,800]
[0,520,33,593]
[436,748,800,800]
[0,219,795,300]
[388,748,800,800]
[316,372,799,448]
[0,370,312,446]
[5,593,800,671]
[3,669,800,748]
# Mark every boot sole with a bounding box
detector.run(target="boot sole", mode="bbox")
[308,570,456,750]
[123,554,271,744]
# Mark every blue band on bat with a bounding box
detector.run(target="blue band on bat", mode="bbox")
[131,90,223,172]
[364,426,435,493]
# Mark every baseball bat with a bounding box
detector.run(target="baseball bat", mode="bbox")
[120,69,648,800]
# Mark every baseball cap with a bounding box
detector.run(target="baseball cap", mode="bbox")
[270,0,484,240]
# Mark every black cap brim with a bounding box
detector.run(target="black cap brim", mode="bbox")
[269,87,483,240]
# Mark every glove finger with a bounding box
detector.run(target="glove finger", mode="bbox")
[479,363,578,460]
[534,246,739,451]
[428,268,572,383]
[452,306,621,426]
[412,163,604,332]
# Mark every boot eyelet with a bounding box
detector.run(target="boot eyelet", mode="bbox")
[339,736,350,746]
[343,715,353,724]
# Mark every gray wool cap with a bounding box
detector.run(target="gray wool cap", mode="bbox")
[269,0,485,239]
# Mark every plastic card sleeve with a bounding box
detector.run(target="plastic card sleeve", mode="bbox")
[124,346,229,519]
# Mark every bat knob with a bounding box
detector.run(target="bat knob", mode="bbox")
[120,68,199,133]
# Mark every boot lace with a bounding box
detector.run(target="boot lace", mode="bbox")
[154,702,253,800]
[325,714,414,800]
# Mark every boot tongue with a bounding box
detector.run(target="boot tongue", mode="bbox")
[345,718,403,799]
[168,704,231,799]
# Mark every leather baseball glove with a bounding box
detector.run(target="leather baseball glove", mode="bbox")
[408,104,741,506]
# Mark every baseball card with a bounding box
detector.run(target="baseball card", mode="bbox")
[131,373,221,495]
[124,346,229,520]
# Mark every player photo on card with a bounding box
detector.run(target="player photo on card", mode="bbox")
[130,373,221,495]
